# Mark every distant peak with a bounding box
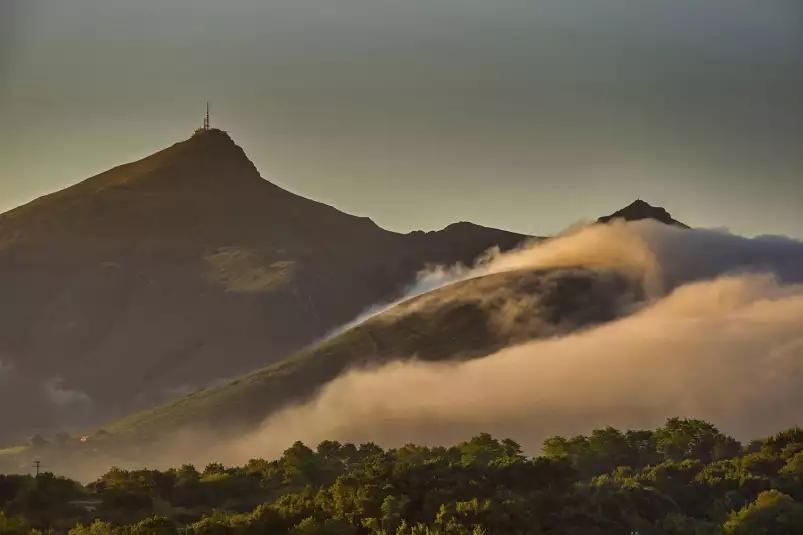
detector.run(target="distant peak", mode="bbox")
[598,199,689,228]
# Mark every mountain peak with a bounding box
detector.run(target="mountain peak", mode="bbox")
[0,129,531,445]
[178,128,249,162]
[188,127,235,145]
[117,128,268,193]
[597,199,689,228]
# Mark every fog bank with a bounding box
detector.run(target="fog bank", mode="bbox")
[222,221,803,462]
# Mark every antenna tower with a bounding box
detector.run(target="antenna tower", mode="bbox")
[204,102,210,131]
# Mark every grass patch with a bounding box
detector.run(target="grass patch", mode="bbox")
[0,445,29,456]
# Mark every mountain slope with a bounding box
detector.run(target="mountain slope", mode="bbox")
[0,129,528,444]
[91,266,641,449]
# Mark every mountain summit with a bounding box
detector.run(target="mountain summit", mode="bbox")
[0,132,528,444]
[597,199,689,228]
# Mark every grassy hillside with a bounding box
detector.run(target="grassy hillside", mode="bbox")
[95,266,638,444]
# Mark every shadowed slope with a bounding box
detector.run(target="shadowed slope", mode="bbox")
[95,266,640,445]
[0,130,528,444]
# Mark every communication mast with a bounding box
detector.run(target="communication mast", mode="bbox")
[193,102,217,136]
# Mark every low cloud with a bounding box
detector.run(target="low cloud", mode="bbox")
[222,272,803,464]
[34,221,803,479]
[218,222,803,463]
[323,241,532,340]
[43,378,92,407]
[329,220,803,342]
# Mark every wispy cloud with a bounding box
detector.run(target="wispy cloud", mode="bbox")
[43,378,91,407]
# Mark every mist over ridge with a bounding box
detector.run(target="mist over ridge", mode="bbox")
[161,219,803,470]
[4,3,803,531]
[6,214,803,485]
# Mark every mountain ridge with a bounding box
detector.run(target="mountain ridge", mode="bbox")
[0,130,529,445]
[94,266,641,442]
[0,128,692,446]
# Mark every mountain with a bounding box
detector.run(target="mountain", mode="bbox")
[77,198,688,455]
[0,129,529,445]
[0,264,642,474]
[597,199,689,228]
[101,266,639,441]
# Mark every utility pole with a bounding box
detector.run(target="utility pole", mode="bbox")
[33,460,41,477]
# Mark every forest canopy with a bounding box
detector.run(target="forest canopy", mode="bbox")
[2,418,803,534]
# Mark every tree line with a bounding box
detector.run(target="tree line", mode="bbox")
[2,418,803,534]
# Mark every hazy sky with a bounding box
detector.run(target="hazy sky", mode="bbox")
[1,0,801,238]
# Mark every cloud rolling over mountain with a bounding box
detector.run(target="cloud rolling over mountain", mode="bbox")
[218,221,803,464]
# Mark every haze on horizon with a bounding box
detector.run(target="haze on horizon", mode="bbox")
[1,0,801,238]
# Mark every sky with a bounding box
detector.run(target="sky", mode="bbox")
[1,0,801,238]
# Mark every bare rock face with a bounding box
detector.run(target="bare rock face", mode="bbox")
[597,199,689,228]
[0,130,528,444]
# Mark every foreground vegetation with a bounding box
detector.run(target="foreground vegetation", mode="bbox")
[3,418,803,534]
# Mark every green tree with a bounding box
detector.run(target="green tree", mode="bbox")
[655,418,740,463]
[130,515,177,535]
[723,490,803,534]
[203,463,226,477]
[0,511,29,535]
[68,520,115,535]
